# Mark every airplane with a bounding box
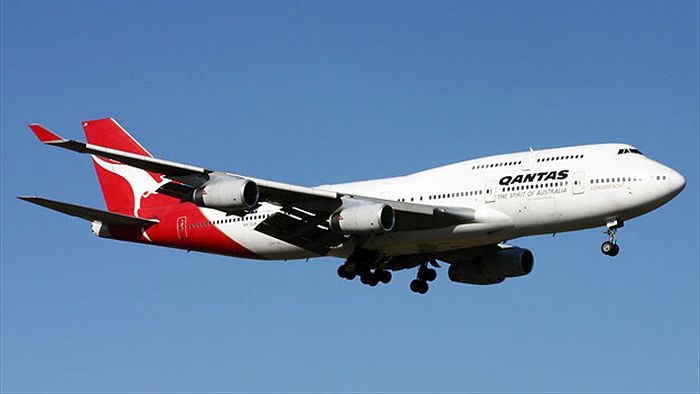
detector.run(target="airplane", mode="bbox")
[20,118,686,294]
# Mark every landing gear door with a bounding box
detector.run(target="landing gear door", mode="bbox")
[177,216,188,239]
[572,172,585,195]
[485,181,496,203]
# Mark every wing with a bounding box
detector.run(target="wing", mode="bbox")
[18,196,159,227]
[27,122,506,255]
[28,123,340,208]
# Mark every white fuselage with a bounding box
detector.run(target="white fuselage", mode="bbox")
[193,143,685,260]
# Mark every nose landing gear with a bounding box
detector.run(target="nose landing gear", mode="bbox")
[601,219,623,257]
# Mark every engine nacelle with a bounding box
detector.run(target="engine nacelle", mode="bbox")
[448,247,534,285]
[192,178,259,211]
[329,203,395,235]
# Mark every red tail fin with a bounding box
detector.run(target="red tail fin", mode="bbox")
[83,118,152,157]
[83,118,165,215]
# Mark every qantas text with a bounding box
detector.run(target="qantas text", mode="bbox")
[499,170,569,186]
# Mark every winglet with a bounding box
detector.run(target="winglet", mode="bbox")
[28,123,65,144]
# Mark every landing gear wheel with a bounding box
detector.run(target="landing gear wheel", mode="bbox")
[360,270,379,286]
[417,266,437,282]
[376,270,392,284]
[609,243,620,257]
[424,268,437,282]
[337,265,348,279]
[601,241,620,257]
[337,264,356,280]
[601,241,615,255]
[410,279,429,294]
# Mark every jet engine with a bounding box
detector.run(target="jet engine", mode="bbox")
[192,177,259,211]
[329,203,395,235]
[448,247,534,285]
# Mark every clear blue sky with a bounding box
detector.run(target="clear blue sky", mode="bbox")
[1,1,698,392]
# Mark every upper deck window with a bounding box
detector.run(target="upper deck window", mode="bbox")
[618,148,643,155]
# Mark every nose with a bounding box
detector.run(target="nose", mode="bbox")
[668,168,686,196]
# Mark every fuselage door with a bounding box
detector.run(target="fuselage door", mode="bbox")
[176,216,188,239]
[572,172,585,195]
[485,181,496,203]
[521,151,536,171]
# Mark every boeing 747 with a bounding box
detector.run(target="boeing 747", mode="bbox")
[20,118,686,294]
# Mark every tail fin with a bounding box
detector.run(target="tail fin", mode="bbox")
[83,118,166,216]
[83,118,152,157]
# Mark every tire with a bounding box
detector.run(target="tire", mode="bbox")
[417,280,429,294]
[410,279,422,293]
[417,267,428,281]
[337,265,348,279]
[609,244,620,257]
[360,272,371,285]
[601,241,614,255]
[378,270,392,284]
[424,268,437,282]
[361,270,377,286]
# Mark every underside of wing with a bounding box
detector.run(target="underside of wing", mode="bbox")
[255,206,349,255]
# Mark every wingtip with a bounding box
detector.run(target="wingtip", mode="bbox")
[17,196,42,204]
[28,123,64,143]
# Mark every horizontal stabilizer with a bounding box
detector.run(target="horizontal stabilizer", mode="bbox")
[18,196,159,228]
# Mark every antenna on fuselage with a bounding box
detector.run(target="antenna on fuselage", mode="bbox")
[529,147,534,152]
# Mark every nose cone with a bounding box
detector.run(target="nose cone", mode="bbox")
[668,169,686,197]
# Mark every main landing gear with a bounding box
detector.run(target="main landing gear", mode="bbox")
[337,262,392,287]
[601,219,623,257]
[337,250,440,294]
[409,262,438,295]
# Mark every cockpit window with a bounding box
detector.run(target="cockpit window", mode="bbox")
[617,148,643,155]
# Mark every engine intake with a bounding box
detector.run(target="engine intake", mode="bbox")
[192,178,259,211]
[448,247,534,285]
[329,203,395,235]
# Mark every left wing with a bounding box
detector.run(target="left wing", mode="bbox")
[28,123,340,209]
[27,122,507,254]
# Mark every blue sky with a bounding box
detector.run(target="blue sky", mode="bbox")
[1,1,698,392]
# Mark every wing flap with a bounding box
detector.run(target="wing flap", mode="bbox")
[255,206,348,255]
[18,196,159,228]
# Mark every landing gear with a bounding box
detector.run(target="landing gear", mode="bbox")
[418,265,437,282]
[337,263,357,280]
[410,279,429,294]
[337,262,391,286]
[410,263,438,294]
[601,219,623,257]
[375,269,392,284]
[339,249,438,293]
[360,269,379,286]
[601,241,619,256]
